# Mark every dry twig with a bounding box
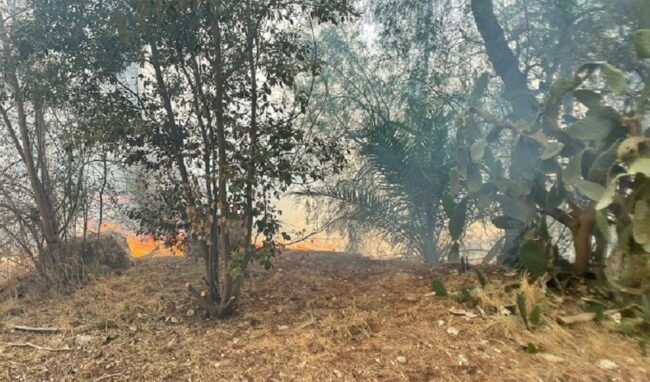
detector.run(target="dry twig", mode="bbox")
[4,342,71,352]
[12,325,61,333]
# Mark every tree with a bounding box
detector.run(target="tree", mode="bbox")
[0,0,127,280]
[297,0,474,263]
[455,0,644,271]
[94,0,352,315]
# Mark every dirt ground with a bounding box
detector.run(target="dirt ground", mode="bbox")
[0,251,648,381]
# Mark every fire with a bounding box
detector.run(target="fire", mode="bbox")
[97,223,184,257]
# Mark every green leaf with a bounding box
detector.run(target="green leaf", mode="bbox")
[635,30,650,59]
[595,210,611,242]
[574,180,606,201]
[526,342,539,354]
[641,0,650,29]
[536,217,550,241]
[467,165,483,193]
[506,180,532,197]
[617,137,650,161]
[442,194,456,219]
[550,77,573,97]
[430,278,448,297]
[448,242,460,263]
[630,158,650,176]
[519,240,548,278]
[596,174,624,210]
[603,63,626,96]
[455,288,476,304]
[457,149,469,178]
[492,216,525,230]
[573,89,602,110]
[482,237,504,264]
[588,140,620,183]
[567,116,615,142]
[517,293,529,329]
[562,151,584,185]
[471,139,488,162]
[541,142,565,160]
[450,168,460,195]
[633,200,650,245]
[474,268,487,288]
[449,199,467,241]
[529,305,542,327]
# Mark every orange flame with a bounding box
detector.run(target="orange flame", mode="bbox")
[97,222,184,257]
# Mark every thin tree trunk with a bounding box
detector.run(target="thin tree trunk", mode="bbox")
[96,152,108,240]
[572,207,595,274]
[0,12,61,272]
[245,3,258,258]
[208,1,233,311]
[422,202,438,265]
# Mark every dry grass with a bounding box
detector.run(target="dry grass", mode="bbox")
[0,252,648,381]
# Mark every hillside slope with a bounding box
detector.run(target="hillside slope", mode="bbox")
[0,252,648,381]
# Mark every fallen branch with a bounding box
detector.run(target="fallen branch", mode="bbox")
[5,342,72,352]
[557,313,596,325]
[94,373,122,382]
[12,325,61,333]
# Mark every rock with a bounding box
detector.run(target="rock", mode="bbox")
[446,327,459,336]
[74,334,95,347]
[498,306,511,316]
[186,309,195,317]
[458,354,469,366]
[598,359,619,370]
[332,369,343,378]
[277,325,289,331]
[437,320,445,327]
[609,312,622,325]
[396,356,406,364]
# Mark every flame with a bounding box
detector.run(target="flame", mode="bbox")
[96,222,184,257]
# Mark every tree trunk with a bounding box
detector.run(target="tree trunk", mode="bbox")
[470,0,537,122]
[0,12,61,273]
[96,152,108,240]
[470,0,540,264]
[209,1,234,313]
[422,202,438,265]
[245,2,258,260]
[571,207,595,274]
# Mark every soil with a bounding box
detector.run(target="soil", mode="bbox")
[0,251,648,381]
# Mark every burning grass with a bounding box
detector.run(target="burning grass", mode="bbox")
[0,252,648,381]
[97,223,184,257]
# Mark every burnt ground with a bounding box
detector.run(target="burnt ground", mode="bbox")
[0,251,648,381]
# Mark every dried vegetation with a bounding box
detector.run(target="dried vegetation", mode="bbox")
[0,252,648,381]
